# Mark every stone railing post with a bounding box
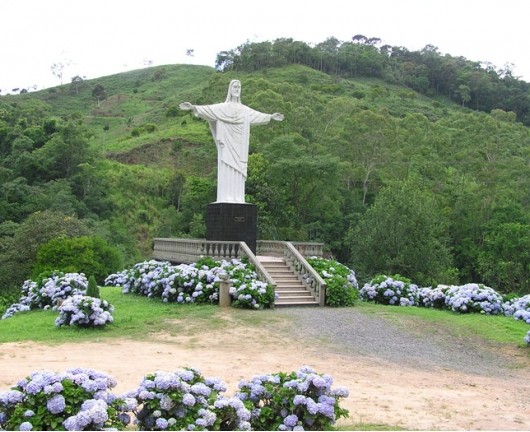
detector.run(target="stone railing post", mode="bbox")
[219,272,231,307]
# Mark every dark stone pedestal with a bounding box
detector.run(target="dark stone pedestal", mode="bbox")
[205,203,257,254]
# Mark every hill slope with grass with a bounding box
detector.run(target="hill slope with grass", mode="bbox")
[1,62,529,301]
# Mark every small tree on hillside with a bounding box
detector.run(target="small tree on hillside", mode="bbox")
[92,83,107,106]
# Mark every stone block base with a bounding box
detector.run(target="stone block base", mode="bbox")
[205,203,257,254]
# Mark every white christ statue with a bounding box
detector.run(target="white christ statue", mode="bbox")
[179,80,284,203]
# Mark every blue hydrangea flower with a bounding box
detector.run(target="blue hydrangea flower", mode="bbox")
[47,394,66,414]
[19,421,33,431]
[284,414,299,427]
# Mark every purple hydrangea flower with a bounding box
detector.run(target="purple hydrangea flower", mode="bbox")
[182,393,196,407]
[47,394,66,414]
[156,417,169,429]
[283,414,299,427]
[19,421,33,431]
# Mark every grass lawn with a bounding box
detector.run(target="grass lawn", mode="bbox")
[0,287,287,344]
[1,287,528,349]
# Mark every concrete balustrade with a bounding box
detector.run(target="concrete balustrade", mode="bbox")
[152,238,327,306]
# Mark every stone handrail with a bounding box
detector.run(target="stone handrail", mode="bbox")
[153,238,242,263]
[257,240,324,258]
[238,242,276,288]
[283,242,327,306]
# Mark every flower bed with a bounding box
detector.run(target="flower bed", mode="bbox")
[105,259,275,310]
[55,295,114,328]
[1,367,348,431]
[235,366,349,431]
[361,277,530,344]
[503,294,530,323]
[443,283,503,314]
[305,257,358,307]
[132,368,251,431]
[417,285,448,309]
[0,368,130,431]
[359,275,419,306]
[2,272,88,320]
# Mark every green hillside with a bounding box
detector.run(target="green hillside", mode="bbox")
[1,61,529,301]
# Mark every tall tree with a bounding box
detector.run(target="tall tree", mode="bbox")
[349,180,456,285]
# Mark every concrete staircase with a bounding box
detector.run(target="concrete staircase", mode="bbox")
[258,256,319,307]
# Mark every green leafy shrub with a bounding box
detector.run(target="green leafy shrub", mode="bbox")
[86,275,100,298]
[33,236,122,284]
[144,124,157,133]
[306,257,358,307]
[0,288,19,316]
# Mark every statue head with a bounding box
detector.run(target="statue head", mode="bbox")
[225,80,241,103]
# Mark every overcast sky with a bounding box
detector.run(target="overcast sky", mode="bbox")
[2,0,529,94]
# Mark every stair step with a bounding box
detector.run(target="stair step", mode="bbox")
[276,291,313,300]
[268,272,295,278]
[275,300,319,307]
[272,293,316,303]
[275,286,306,291]
[259,255,320,307]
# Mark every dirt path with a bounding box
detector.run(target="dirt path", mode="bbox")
[1,311,529,430]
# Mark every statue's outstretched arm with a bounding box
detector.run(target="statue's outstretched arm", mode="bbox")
[179,102,194,111]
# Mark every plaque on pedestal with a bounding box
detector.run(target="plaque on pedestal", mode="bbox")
[205,203,257,254]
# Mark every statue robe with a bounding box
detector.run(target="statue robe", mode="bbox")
[194,102,272,203]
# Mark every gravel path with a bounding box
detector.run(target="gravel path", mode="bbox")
[273,307,524,377]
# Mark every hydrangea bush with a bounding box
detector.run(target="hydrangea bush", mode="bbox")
[226,260,276,309]
[443,283,503,314]
[105,259,275,309]
[417,285,448,309]
[362,278,530,344]
[0,368,131,431]
[1,367,349,431]
[2,272,88,320]
[503,294,530,323]
[132,368,251,431]
[359,275,419,306]
[55,295,114,328]
[305,257,358,307]
[235,366,349,431]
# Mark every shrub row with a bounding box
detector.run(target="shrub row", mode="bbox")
[359,274,530,344]
[1,272,114,328]
[104,258,276,309]
[0,366,349,431]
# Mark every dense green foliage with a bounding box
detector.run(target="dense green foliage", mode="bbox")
[33,235,122,283]
[216,36,530,125]
[349,180,457,286]
[0,38,529,309]
[306,257,358,307]
[86,275,100,298]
